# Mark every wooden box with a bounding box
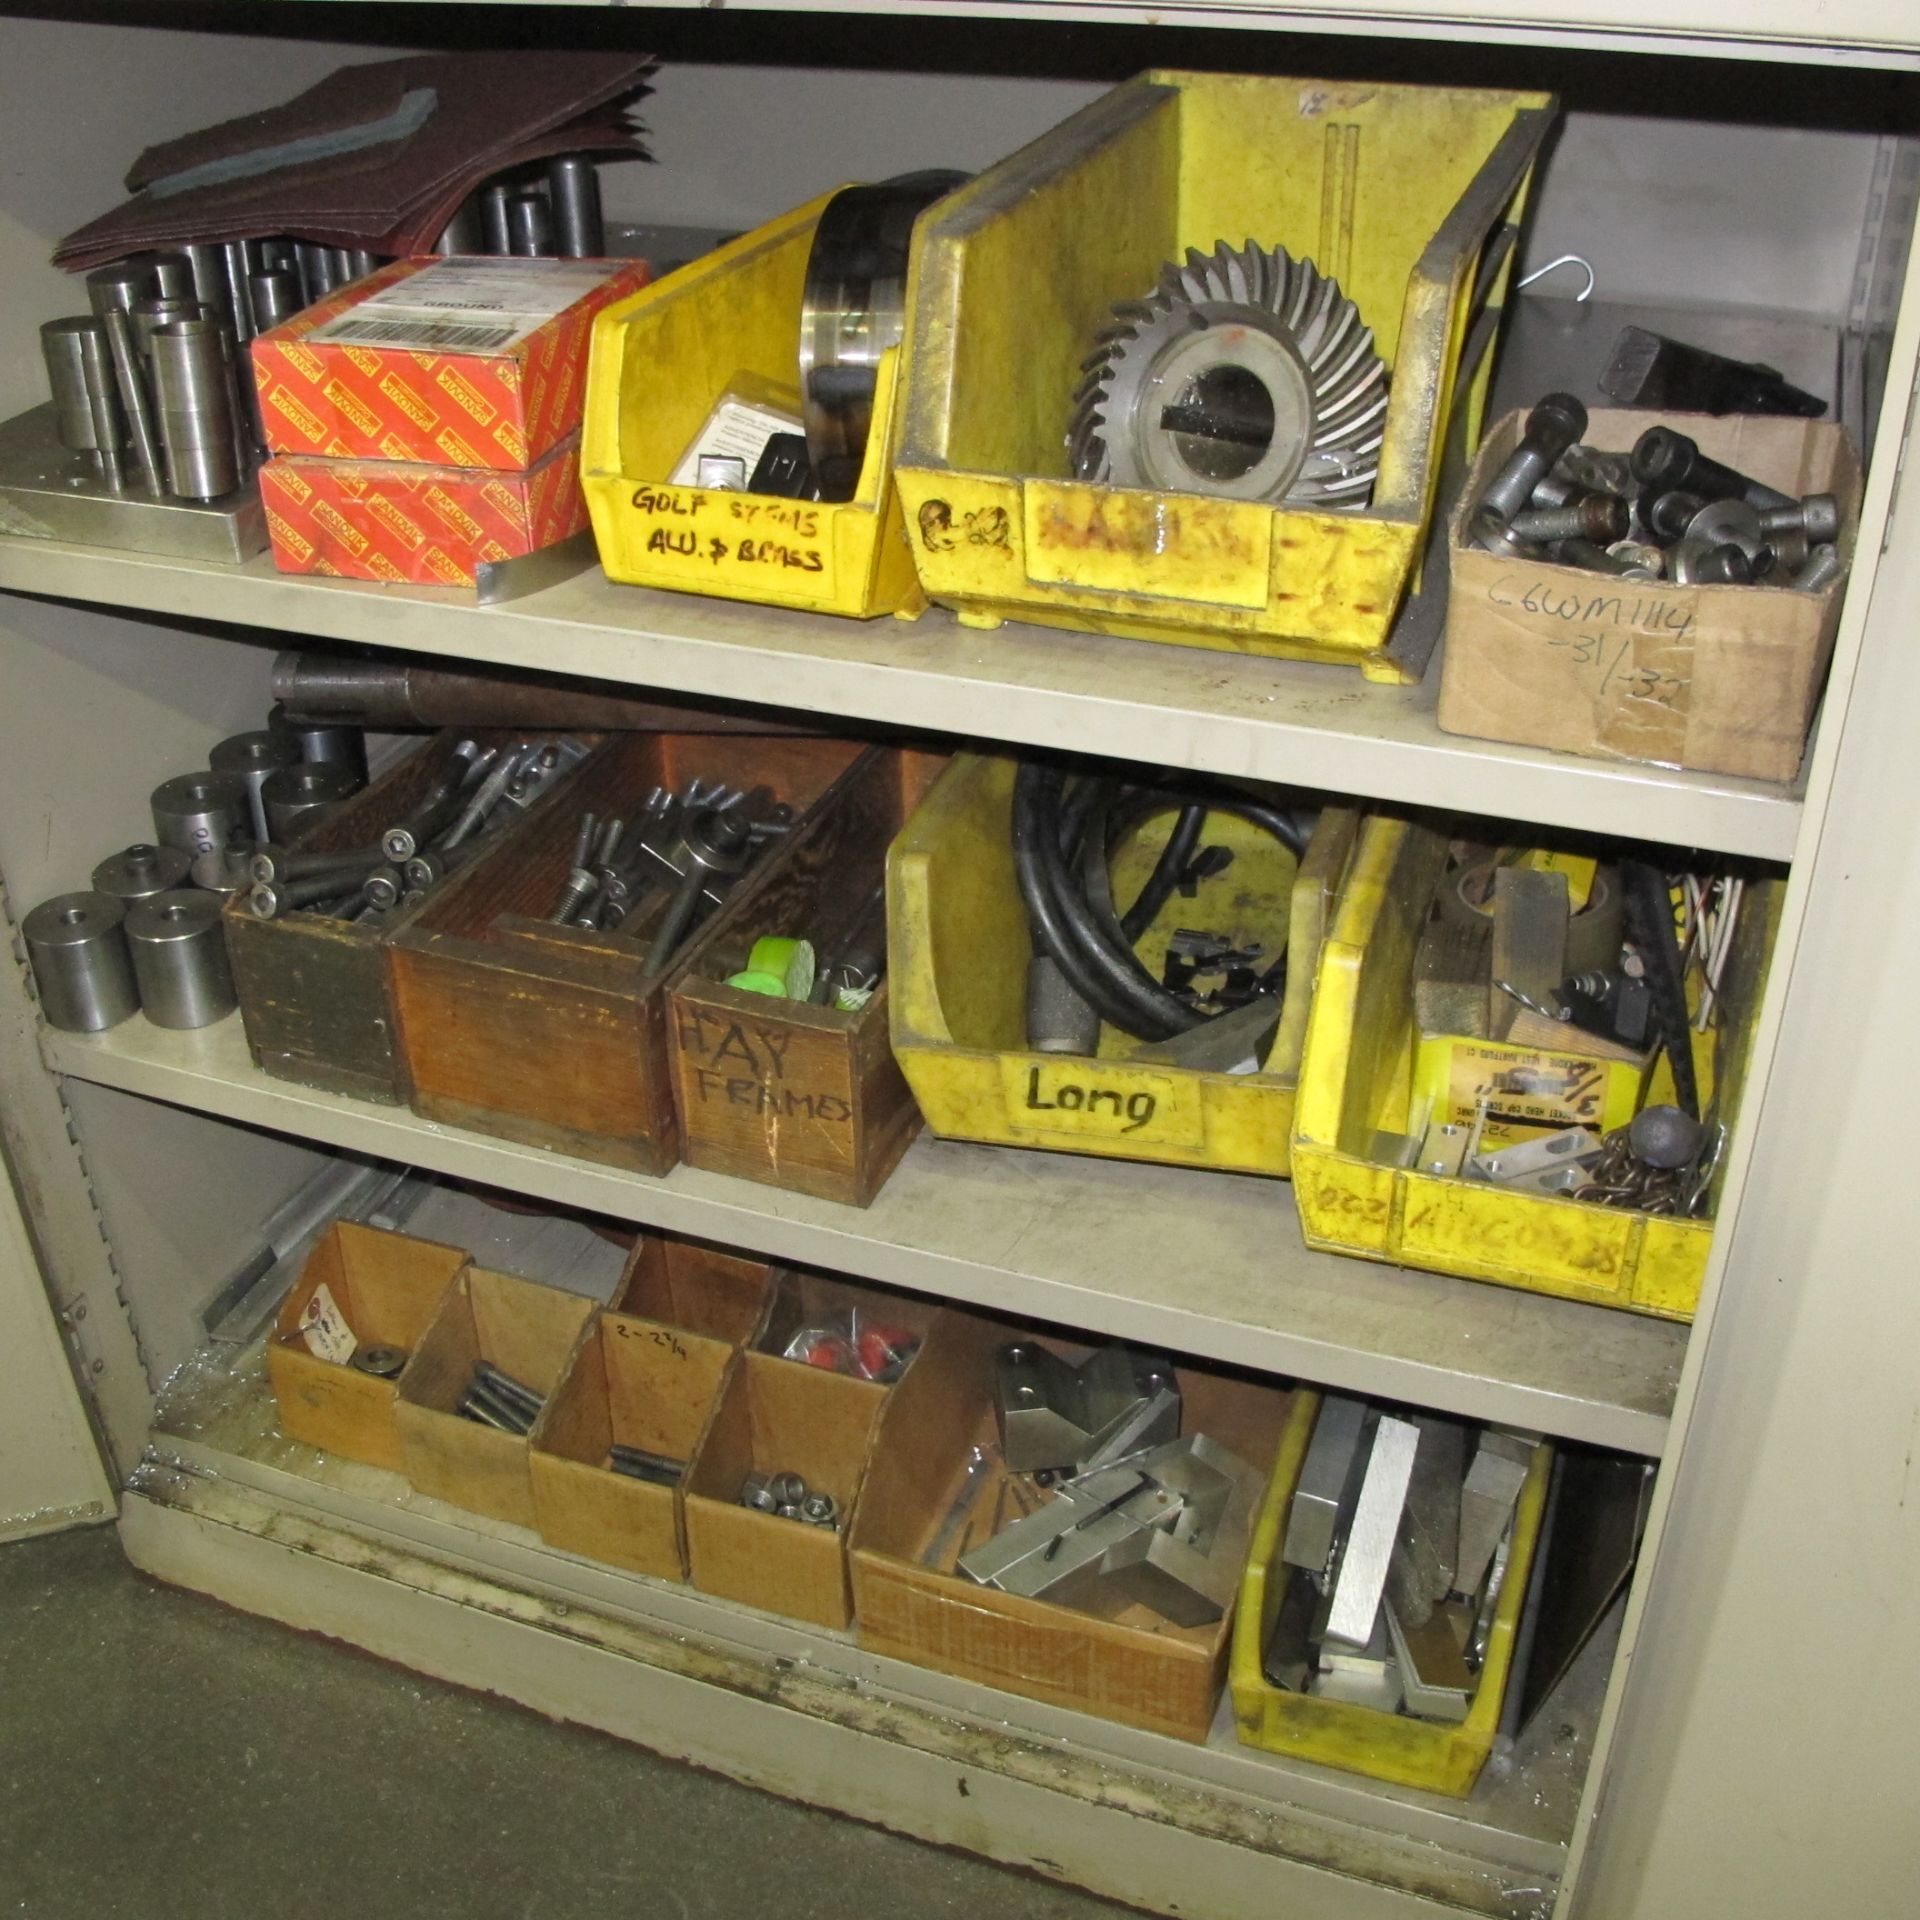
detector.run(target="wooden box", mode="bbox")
[668,749,947,1206]
[755,1266,936,1382]
[530,1309,735,1581]
[266,1220,470,1472]
[612,1232,775,1346]
[683,1350,886,1629]
[225,728,593,1104]
[848,1309,1288,1743]
[388,732,866,1174]
[394,1265,597,1528]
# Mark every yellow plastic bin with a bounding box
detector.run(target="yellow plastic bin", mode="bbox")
[894,73,1555,682]
[1291,816,1780,1319]
[887,753,1361,1176]
[1229,1390,1551,1796]
[582,191,927,620]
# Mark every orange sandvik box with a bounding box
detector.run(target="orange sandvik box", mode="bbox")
[261,435,587,586]
[252,255,650,470]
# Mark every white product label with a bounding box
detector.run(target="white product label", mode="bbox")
[298,1282,358,1365]
[669,394,802,486]
[307,257,624,355]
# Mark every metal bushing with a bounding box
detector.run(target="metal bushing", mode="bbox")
[125,890,236,1029]
[189,843,256,897]
[152,317,239,500]
[23,891,139,1032]
[151,770,248,857]
[92,842,191,904]
[800,170,968,502]
[547,156,606,257]
[261,761,359,840]
[41,318,110,453]
[268,706,370,788]
[85,258,158,322]
[211,728,302,841]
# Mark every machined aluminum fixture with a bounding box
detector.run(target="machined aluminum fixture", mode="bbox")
[23,891,138,1033]
[211,729,302,842]
[85,258,158,321]
[802,171,968,502]
[509,188,554,257]
[1796,545,1845,593]
[1672,539,1755,586]
[547,155,605,257]
[124,890,236,1029]
[1509,493,1628,545]
[262,761,359,840]
[249,269,303,333]
[41,317,112,453]
[92,842,191,904]
[77,325,127,490]
[152,317,239,499]
[1469,505,1549,563]
[151,771,248,857]
[1629,425,1793,511]
[188,843,256,898]
[1478,392,1587,523]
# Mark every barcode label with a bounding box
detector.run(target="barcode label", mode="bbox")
[309,315,521,354]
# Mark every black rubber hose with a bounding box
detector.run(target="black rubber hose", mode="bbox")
[1012,760,1305,1043]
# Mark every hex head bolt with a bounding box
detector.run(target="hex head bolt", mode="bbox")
[1643,490,1710,544]
[248,871,378,918]
[361,866,405,912]
[1510,493,1629,545]
[1470,505,1549,562]
[639,810,755,987]
[1673,540,1755,586]
[403,848,450,893]
[1760,493,1841,545]
[381,754,489,862]
[547,813,601,922]
[1478,392,1588,523]
[1630,426,1793,512]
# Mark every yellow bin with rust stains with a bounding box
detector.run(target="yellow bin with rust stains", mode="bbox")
[1290,815,1781,1320]
[582,190,927,620]
[1229,1389,1552,1795]
[887,753,1362,1177]
[893,73,1555,682]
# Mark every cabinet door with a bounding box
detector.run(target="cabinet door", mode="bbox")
[0,1154,112,1539]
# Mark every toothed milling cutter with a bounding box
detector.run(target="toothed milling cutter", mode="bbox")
[1069,240,1388,509]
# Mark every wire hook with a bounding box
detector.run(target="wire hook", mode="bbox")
[1517,254,1596,302]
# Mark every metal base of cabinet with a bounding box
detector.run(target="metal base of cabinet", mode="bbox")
[116,1337,1615,1920]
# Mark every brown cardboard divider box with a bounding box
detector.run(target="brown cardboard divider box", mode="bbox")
[268,1220,471,1472]
[1437,408,1860,783]
[612,1233,776,1346]
[848,1309,1289,1744]
[683,1350,886,1630]
[531,1310,734,1581]
[754,1266,937,1383]
[395,1266,597,1528]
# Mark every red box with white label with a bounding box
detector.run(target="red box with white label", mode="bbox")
[260,435,587,587]
[251,255,650,471]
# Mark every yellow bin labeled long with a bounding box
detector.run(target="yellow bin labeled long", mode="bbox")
[895,72,1556,681]
[888,753,1362,1177]
[582,191,927,620]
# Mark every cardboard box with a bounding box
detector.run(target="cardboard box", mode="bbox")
[261,434,586,587]
[683,1351,886,1629]
[530,1310,735,1581]
[253,255,650,470]
[267,1221,470,1472]
[1438,409,1860,783]
[395,1266,597,1528]
[613,1234,775,1346]
[755,1267,935,1383]
[849,1310,1289,1743]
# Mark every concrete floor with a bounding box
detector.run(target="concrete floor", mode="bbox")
[0,1526,1132,1920]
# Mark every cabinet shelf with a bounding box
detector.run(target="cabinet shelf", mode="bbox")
[0,536,1802,860]
[44,1011,1683,1454]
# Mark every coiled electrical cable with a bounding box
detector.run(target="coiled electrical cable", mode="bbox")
[1011,760,1306,1042]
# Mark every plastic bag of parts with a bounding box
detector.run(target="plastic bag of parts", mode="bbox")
[782,1310,919,1383]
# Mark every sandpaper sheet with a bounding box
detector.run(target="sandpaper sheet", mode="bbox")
[55,51,654,269]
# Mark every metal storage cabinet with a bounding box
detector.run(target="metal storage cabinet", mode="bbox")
[0,7,1915,1918]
